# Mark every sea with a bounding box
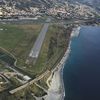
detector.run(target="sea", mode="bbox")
[63,26,100,100]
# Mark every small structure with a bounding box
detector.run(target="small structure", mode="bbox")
[23,75,31,81]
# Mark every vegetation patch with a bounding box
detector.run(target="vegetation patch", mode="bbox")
[0,23,42,75]
[36,71,51,90]
[0,48,16,66]
[29,83,47,97]
[34,24,71,76]
[0,87,36,100]
[14,24,71,77]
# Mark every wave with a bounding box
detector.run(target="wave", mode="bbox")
[71,26,81,37]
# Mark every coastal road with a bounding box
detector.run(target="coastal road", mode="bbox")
[9,70,50,94]
[29,18,51,58]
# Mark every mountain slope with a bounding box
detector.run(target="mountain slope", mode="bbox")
[0,0,54,8]
[68,0,100,11]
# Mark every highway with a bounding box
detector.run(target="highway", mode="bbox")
[29,18,51,58]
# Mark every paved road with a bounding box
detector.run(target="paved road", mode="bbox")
[29,18,51,58]
[34,82,48,93]
[9,70,50,94]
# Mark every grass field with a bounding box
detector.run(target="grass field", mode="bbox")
[0,24,42,55]
[16,24,67,77]
[33,24,68,76]
[0,23,71,99]
[0,23,42,70]
[0,23,70,78]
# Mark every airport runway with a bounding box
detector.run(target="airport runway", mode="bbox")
[29,18,51,58]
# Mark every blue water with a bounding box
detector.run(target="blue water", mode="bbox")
[63,26,100,100]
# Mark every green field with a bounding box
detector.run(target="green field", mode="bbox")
[0,23,42,72]
[0,24,41,50]
[0,23,70,78]
[0,23,71,99]
[33,24,70,76]
[15,24,69,77]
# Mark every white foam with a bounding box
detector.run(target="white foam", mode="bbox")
[71,26,81,37]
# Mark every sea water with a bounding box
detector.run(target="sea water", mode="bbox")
[63,26,100,100]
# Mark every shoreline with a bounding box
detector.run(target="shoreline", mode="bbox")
[44,26,81,100]
[44,41,71,100]
[71,26,81,37]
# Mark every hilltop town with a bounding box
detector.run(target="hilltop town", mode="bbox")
[0,1,99,20]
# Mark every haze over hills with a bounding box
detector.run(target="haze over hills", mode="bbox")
[0,0,57,16]
[0,0,55,8]
[0,0,100,11]
[0,0,99,19]
[68,0,100,11]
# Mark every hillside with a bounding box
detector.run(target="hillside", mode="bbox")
[0,0,57,17]
[68,0,100,11]
[0,0,54,8]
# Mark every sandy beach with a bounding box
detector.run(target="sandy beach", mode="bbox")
[44,68,64,100]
